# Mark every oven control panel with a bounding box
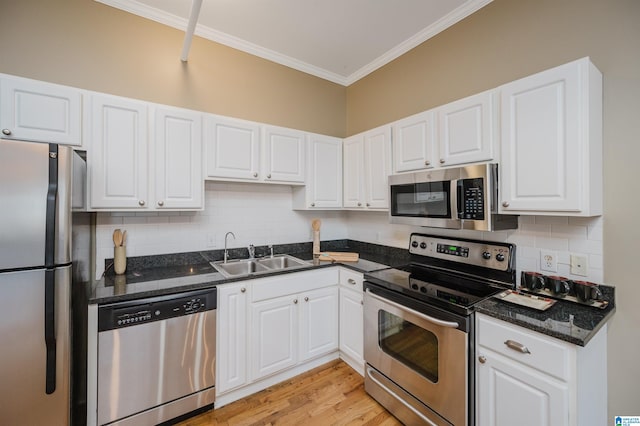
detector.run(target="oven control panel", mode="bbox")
[409,233,513,271]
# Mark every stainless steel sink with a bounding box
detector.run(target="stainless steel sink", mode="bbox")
[211,254,309,278]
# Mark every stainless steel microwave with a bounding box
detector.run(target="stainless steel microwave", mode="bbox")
[388,163,518,231]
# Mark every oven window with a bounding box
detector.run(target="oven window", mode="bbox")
[390,181,451,218]
[378,310,438,383]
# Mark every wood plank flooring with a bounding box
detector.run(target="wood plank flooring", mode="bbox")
[175,360,402,426]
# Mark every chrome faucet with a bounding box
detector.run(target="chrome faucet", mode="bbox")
[248,244,255,259]
[224,232,236,263]
[268,244,274,258]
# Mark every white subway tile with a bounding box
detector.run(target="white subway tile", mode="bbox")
[534,236,569,251]
[569,238,603,255]
[535,216,569,226]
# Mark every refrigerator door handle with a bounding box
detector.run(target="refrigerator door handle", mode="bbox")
[44,143,58,394]
[44,269,57,394]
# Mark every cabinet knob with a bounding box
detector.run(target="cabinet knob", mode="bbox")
[240,287,246,293]
[157,200,164,207]
[347,278,356,285]
[502,201,510,208]
[267,174,271,179]
[1,128,11,136]
[478,355,487,364]
[310,203,315,207]
[425,160,430,166]
[360,300,364,305]
[304,296,309,302]
[439,158,445,164]
[293,299,298,304]
[357,202,362,207]
[138,200,146,206]
[253,172,258,178]
[366,203,371,207]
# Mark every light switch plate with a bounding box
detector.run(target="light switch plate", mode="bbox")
[540,250,557,272]
[570,254,588,276]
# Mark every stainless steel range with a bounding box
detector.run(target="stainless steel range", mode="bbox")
[363,233,516,425]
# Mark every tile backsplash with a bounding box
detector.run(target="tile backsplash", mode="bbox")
[95,183,604,284]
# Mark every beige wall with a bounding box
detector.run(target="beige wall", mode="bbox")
[0,0,346,137]
[348,0,640,417]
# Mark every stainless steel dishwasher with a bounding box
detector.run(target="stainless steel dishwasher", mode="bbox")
[96,288,216,426]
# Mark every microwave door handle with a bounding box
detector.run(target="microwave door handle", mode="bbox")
[452,179,462,219]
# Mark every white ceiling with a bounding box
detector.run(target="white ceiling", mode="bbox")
[97,0,492,86]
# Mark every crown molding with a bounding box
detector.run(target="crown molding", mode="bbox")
[96,0,492,87]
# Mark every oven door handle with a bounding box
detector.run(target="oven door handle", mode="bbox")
[367,366,440,426]
[365,288,461,329]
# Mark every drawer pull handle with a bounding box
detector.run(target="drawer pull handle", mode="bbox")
[347,278,357,285]
[504,339,531,354]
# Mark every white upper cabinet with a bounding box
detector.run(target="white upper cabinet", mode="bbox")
[438,89,496,166]
[292,133,342,209]
[88,94,149,209]
[262,125,305,184]
[0,75,82,146]
[153,106,203,210]
[343,125,392,210]
[87,93,203,211]
[205,115,261,181]
[499,57,602,215]
[392,110,436,173]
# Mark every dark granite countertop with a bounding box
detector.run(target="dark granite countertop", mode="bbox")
[89,239,410,305]
[475,285,616,346]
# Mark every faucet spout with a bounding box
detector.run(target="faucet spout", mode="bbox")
[248,244,255,259]
[224,232,236,263]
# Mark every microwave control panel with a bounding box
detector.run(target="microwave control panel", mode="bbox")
[458,178,485,220]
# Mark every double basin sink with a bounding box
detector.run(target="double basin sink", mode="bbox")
[211,254,309,278]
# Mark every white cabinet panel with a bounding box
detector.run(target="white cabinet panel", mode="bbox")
[0,75,82,146]
[263,125,305,183]
[392,110,436,172]
[292,134,342,209]
[88,94,148,209]
[499,57,602,215]
[343,135,365,208]
[438,90,495,166]
[205,115,260,181]
[339,288,363,373]
[299,286,339,361]
[154,106,203,209]
[217,283,249,394]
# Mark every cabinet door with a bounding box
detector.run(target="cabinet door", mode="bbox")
[217,283,249,394]
[343,135,365,208]
[263,126,305,183]
[0,76,82,146]
[477,349,570,426]
[364,126,391,209]
[205,115,260,181]
[250,295,297,380]
[438,90,495,167]
[307,134,342,208]
[339,287,364,373]
[154,106,203,209]
[299,286,339,361]
[500,60,584,212]
[392,110,436,172]
[88,94,148,209]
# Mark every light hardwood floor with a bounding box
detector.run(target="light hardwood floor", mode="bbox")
[175,360,402,426]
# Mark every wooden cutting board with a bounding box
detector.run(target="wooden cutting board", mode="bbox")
[318,252,359,262]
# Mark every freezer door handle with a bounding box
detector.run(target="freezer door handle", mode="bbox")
[45,144,58,268]
[44,269,56,394]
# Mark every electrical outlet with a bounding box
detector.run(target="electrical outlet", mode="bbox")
[206,232,216,248]
[570,254,588,276]
[540,250,557,272]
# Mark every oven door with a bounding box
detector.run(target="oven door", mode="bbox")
[364,285,469,426]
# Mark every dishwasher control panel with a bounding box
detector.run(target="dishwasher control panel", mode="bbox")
[98,288,217,332]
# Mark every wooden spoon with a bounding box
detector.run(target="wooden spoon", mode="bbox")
[113,229,123,247]
[311,219,321,231]
[122,230,127,246]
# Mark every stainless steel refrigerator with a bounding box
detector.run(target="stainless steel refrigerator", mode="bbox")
[0,138,73,425]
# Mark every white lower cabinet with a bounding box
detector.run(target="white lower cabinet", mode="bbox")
[338,268,364,375]
[216,268,340,407]
[476,313,607,426]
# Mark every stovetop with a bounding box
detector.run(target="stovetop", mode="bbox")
[364,233,516,316]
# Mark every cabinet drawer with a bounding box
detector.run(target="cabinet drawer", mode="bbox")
[251,268,339,302]
[339,268,363,292]
[477,314,573,381]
